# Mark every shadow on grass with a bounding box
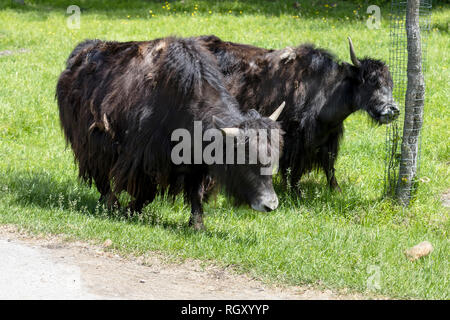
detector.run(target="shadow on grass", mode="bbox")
[2,164,391,240]
[1,169,260,246]
[3,170,100,213]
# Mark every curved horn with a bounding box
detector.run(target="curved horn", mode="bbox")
[269,101,286,121]
[220,127,241,137]
[348,37,361,67]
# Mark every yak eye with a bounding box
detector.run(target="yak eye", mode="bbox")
[368,77,378,86]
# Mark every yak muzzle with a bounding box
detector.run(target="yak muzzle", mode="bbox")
[251,193,279,212]
[378,103,400,124]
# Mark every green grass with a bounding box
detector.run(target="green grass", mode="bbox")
[0,0,449,299]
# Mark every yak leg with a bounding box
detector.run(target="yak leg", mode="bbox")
[290,169,303,191]
[94,175,120,210]
[319,146,341,192]
[187,175,206,231]
[127,184,156,214]
[127,198,146,214]
[189,195,205,230]
[325,166,341,192]
[106,193,120,210]
[88,131,119,209]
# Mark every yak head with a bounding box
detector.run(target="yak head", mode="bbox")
[212,102,285,212]
[346,37,399,124]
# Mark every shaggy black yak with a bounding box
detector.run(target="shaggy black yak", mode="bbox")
[198,36,399,192]
[56,37,284,229]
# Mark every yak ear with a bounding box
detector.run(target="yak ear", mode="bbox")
[247,109,260,118]
[212,115,227,129]
[344,62,364,84]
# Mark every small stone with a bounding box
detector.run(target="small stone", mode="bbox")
[103,239,113,247]
[405,241,433,261]
[441,189,450,208]
[139,279,146,283]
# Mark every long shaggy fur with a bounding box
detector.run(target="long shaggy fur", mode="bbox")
[56,37,282,214]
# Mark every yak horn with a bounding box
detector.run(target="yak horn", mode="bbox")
[220,127,241,137]
[348,37,361,67]
[269,101,286,121]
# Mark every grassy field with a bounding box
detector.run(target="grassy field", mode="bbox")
[0,0,448,299]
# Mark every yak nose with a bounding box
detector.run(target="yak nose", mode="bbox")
[389,104,400,116]
[261,194,279,212]
[381,103,400,119]
[251,193,279,212]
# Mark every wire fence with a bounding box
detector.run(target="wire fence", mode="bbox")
[384,0,431,199]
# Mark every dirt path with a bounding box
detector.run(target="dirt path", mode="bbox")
[0,225,376,300]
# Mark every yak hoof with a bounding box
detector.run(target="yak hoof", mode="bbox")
[126,201,144,215]
[99,194,107,203]
[331,183,342,193]
[189,215,205,231]
[99,194,120,210]
[106,196,121,211]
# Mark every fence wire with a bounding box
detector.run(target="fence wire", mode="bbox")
[384,0,431,198]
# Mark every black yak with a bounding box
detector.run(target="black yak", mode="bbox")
[198,36,399,192]
[56,37,284,230]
